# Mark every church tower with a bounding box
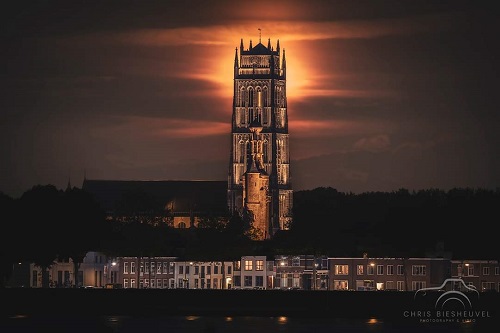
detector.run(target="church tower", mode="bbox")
[228,35,293,239]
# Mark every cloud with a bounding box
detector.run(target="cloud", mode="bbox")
[353,134,391,152]
[91,116,229,140]
[49,12,454,104]
[93,12,463,47]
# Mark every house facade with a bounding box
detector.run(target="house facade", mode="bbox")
[451,260,500,292]
[117,256,177,289]
[328,257,451,291]
[28,251,108,288]
[11,251,500,293]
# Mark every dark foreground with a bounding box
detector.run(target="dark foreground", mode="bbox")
[2,289,499,331]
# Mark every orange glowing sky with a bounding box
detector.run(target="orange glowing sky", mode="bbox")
[1,0,498,197]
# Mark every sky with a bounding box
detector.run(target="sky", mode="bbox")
[1,0,498,198]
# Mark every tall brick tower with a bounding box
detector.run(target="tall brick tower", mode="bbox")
[227,36,293,239]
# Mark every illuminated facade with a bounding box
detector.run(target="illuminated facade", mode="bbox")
[227,37,293,239]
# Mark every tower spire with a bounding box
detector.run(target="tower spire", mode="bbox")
[282,48,286,78]
[258,28,261,43]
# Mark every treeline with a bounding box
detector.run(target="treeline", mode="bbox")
[1,185,499,287]
[286,187,500,260]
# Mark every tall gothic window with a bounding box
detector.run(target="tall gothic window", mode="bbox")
[239,141,245,163]
[240,88,246,107]
[263,141,269,163]
[248,88,254,107]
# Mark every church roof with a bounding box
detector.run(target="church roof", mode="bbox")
[243,42,275,55]
[82,179,228,215]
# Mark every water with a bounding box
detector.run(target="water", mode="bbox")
[1,315,488,332]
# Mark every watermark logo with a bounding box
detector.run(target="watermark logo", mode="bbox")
[403,278,491,323]
[414,278,479,311]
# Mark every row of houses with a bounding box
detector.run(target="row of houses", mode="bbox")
[8,252,500,292]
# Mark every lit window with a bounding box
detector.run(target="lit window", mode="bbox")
[335,265,349,275]
[244,260,253,271]
[256,260,264,271]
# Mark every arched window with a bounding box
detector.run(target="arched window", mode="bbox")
[239,140,246,163]
[178,221,186,229]
[263,140,269,163]
[256,87,262,108]
[248,88,254,107]
[240,87,246,107]
[263,87,268,107]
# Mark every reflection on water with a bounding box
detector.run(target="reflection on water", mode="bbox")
[1,314,491,333]
[366,317,381,325]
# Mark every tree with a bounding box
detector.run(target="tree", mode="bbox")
[0,192,15,287]
[60,187,107,287]
[19,185,64,287]
[197,215,228,231]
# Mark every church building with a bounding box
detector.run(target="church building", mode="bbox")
[81,35,293,240]
[227,36,293,239]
